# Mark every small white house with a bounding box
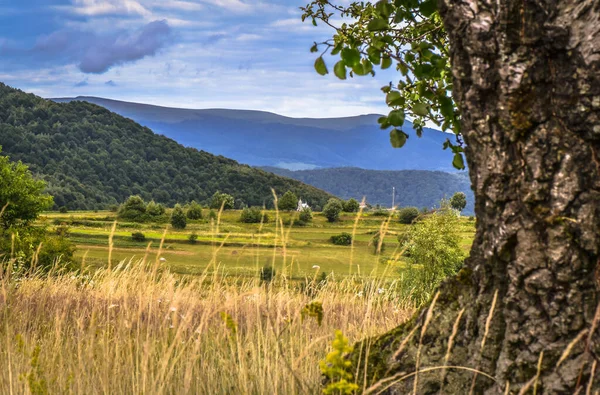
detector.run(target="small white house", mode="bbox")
[297,199,310,211]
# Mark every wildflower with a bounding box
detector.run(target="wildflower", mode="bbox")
[312,265,320,269]
[377,288,385,294]
[159,257,166,262]
[108,304,119,309]
[170,306,177,312]
[356,291,363,297]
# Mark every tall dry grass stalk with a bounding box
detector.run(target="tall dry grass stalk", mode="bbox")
[0,260,413,394]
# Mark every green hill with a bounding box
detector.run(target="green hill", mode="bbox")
[0,83,333,210]
[261,167,474,214]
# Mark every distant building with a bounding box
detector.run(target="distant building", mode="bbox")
[297,199,310,211]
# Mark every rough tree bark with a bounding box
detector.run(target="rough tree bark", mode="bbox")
[352,1,600,393]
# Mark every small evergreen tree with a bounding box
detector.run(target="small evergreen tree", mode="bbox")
[343,198,360,213]
[279,190,298,211]
[170,204,187,229]
[186,200,203,220]
[322,198,343,222]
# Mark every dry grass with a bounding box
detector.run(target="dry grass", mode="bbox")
[0,260,414,394]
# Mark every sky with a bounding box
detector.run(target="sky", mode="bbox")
[0,0,397,118]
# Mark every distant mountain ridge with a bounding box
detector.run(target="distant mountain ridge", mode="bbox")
[261,167,474,215]
[0,83,333,210]
[51,96,458,172]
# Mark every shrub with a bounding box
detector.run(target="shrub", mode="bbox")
[322,199,343,222]
[299,207,313,223]
[37,236,76,270]
[330,232,352,246]
[188,233,198,244]
[170,204,187,229]
[343,198,360,213]
[59,206,68,213]
[240,207,268,223]
[118,195,147,222]
[468,216,475,221]
[370,205,389,216]
[260,265,275,283]
[146,200,166,217]
[131,231,146,242]
[210,191,234,210]
[398,206,420,224]
[186,200,203,220]
[400,208,465,305]
[278,191,298,211]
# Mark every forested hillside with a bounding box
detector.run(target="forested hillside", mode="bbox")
[262,167,474,214]
[0,83,333,210]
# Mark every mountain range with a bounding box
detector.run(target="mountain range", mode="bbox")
[0,83,333,210]
[51,96,459,172]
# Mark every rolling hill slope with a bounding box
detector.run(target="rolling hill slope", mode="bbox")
[261,167,474,215]
[0,83,333,210]
[51,96,459,172]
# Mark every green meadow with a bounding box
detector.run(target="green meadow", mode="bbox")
[40,209,476,279]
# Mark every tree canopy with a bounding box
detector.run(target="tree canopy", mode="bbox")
[302,0,465,169]
[0,148,53,230]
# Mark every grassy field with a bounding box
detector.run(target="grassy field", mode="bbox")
[40,209,476,279]
[0,209,477,394]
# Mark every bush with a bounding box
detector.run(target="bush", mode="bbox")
[170,204,187,229]
[240,207,268,223]
[146,200,166,217]
[279,190,298,211]
[468,216,475,221]
[299,207,313,223]
[260,265,275,283]
[37,236,76,270]
[398,206,420,224]
[330,232,352,246]
[186,200,203,220]
[59,206,68,213]
[131,231,146,242]
[188,233,198,244]
[400,208,465,305]
[118,195,147,222]
[322,199,343,222]
[210,191,234,210]
[208,209,217,221]
[343,198,360,213]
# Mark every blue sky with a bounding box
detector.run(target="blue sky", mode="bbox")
[0,0,396,117]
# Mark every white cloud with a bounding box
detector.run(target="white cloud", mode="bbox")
[68,0,151,16]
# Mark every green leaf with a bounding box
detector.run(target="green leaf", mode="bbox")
[452,153,465,170]
[314,57,328,76]
[375,1,394,18]
[390,129,408,148]
[387,110,405,127]
[398,61,408,75]
[412,103,429,116]
[333,61,347,80]
[352,62,367,76]
[367,47,381,65]
[386,91,404,106]
[331,42,343,56]
[310,43,318,53]
[341,48,361,67]
[381,56,392,70]
[367,18,390,32]
[439,96,454,119]
[419,0,437,17]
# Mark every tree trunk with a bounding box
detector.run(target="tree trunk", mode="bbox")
[352,1,600,393]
